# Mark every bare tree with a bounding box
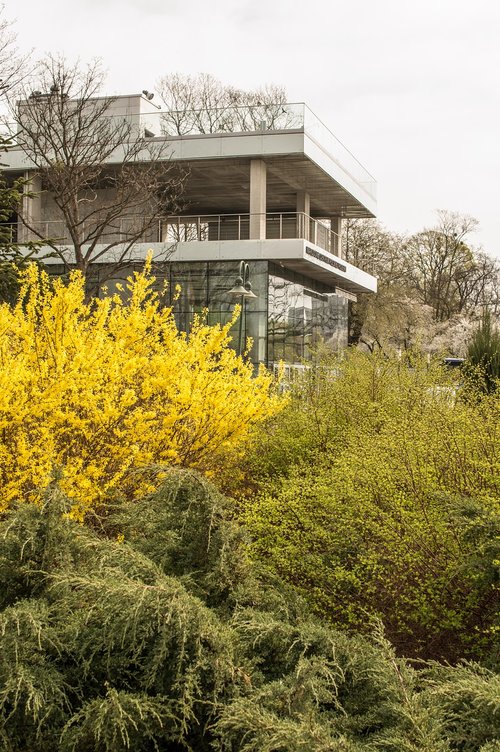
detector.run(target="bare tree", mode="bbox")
[453,249,500,316]
[403,210,498,322]
[11,56,186,282]
[0,7,31,99]
[157,72,293,135]
[0,8,46,303]
[343,218,418,349]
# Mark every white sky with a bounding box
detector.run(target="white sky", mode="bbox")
[5,0,500,256]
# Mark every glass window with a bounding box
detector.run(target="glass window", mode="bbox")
[267,263,347,366]
[166,260,269,367]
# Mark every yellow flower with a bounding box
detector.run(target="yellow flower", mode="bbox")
[0,263,284,516]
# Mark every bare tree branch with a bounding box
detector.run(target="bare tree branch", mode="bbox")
[0,7,32,102]
[10,55,187,285]
[157,72,293,135]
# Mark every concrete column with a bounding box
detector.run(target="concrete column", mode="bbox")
[20,171,42,243]
[296,191,310,240]
[330,216,343,258]
[249,159,266,240]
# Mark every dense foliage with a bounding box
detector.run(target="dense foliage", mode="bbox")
[234,350,500,663]
[1,471,498,751]
[0,262,282,518]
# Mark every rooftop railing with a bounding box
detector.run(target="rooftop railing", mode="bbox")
[10,212,341,257]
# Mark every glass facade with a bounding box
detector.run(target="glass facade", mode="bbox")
[51,260,348,367]
[267,263,348,364]
[168,260,269,365]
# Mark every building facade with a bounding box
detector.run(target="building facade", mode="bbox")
[4,94,377,367]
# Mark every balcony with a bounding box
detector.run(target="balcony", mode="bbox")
[14,212,341,257]
[162,213,340,256]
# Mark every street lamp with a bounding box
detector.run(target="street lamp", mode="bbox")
[228,260,258,356]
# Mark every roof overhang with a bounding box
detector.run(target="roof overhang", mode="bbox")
[3,129,376,219]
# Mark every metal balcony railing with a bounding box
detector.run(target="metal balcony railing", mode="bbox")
[9,212,341,257]
[162,213,340,255]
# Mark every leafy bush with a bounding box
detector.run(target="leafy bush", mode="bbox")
[1,471,498,751]
[0,262,282,517]
[236,350,500,661]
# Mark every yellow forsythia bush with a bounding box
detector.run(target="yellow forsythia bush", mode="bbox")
[0,263,283,518]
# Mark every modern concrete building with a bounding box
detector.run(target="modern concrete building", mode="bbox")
[4,93,377,367]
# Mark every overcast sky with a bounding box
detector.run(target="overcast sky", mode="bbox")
[5,0,500,256]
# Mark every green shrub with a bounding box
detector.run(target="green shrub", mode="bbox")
[238,350,499,661]
[1,471,498,750]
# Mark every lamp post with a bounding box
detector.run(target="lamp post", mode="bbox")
[228,260,258,357]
